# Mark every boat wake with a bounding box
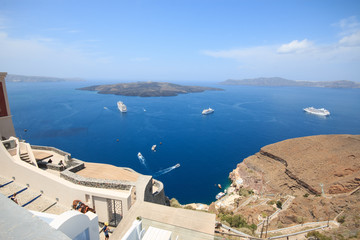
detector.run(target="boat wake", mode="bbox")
[137,152,146,166]
[154,163,180,177]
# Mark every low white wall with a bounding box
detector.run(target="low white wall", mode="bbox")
[0,138,131,218]
[50,211,99,240]
[121,220,142,240]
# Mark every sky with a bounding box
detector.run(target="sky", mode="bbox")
[0,0,360,82]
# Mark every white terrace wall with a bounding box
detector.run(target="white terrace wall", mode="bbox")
[0,140,131,220]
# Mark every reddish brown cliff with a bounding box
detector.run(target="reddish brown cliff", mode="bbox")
[230,134,360,196]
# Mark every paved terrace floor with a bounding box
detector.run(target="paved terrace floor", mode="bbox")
[111,201,216,240]
[75,162,139,182]
[33,149,64,165]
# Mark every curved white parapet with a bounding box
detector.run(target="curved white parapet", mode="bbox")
[50,210,99,240]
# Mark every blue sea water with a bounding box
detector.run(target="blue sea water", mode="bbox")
[6,81,360,204]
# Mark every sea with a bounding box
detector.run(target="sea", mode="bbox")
[6,81,360,204]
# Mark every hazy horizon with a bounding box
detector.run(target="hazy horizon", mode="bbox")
[1,1,360,82]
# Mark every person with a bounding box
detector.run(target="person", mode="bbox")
[100,222,111,240]
[75,201,83,210]
[48,159,52,163]
[10,193,18,204]
[58,160,64,167]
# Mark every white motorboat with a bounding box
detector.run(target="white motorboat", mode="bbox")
[202,108,214,115]
[137,152,144,159]
[151,145,157,152]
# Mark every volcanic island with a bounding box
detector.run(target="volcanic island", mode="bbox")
[78,81,223,97]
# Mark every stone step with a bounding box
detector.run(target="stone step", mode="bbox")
[0,182,26,197]
[0,176,13,185]
[43,202,71,215]
[0,177,70,215]
[16,189,41,207]
[24,195,57,212]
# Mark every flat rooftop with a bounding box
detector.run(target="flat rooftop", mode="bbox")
[33,149,63,164]
[75,162,139,182]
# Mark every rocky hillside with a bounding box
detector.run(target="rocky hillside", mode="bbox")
[230,135,360,196]
[221,135,360,239]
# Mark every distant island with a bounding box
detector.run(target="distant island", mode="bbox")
[220,77,360,88]
[78,81,224,97]
[5,74,84,83]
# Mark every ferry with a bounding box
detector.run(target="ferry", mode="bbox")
[202,108,214,115]
[303,107,330,116]
[117,101,127,112]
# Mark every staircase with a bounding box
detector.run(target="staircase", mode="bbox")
[0,176,69,215]
[20,152,32,164]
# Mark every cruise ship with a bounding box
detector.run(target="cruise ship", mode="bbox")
[117,101,127,112]
[303,107,330,116]
[202,108,214,115]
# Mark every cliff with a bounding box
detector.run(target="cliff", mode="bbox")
[230,135,360,196]
[219,134,360,238]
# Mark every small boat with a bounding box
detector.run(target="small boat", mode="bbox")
[151,145,157,152]
[218,184,222,189]
[104,107,108,110]
[175,163,180,168]
[202,108,214,115]
[216,192,225,200]
[137,152,144,160]
[303,107,330,116]
[117,101,127,112]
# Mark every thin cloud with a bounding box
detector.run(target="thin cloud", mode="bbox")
[202,16,360,81]
[277,39,313,54]
[130,57,150,62]
[0,16,9,30]
[0,28,114,77]
[339,31,360,47]
[68,30,80,33]
[333,16,360,36]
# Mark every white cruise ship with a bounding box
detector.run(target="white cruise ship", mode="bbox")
[303,107,330,116]
[117,101,127,112]
[202,108,214,115]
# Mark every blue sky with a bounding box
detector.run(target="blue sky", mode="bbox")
[0,0,359,82]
